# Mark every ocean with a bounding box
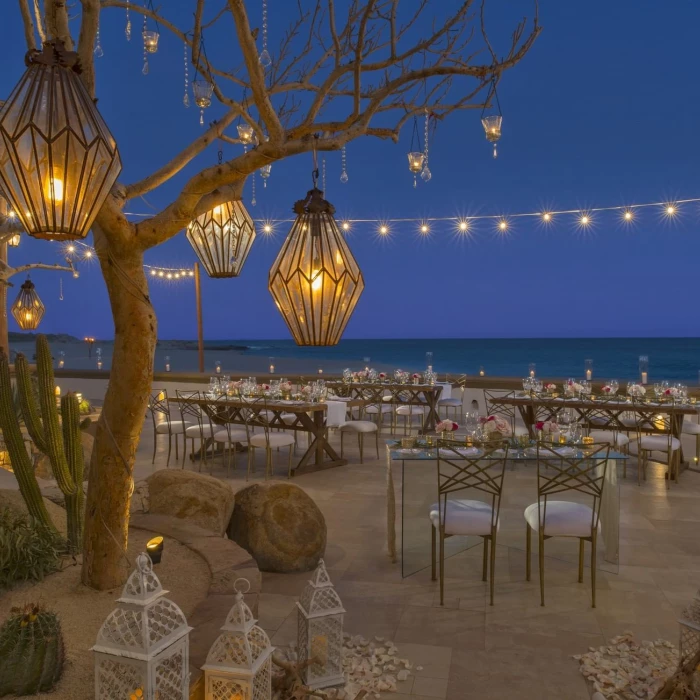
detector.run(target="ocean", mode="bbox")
[15,337,700,381]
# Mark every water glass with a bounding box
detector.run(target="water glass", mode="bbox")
[609,379,619,395]
[569,422,582,444]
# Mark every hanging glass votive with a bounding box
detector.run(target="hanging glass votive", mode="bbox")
[260,164,272,188]
[407,152,425,188]
[237,124,255,144]
[193,79,214,125]
[142,30,159,53]
[482,115,502,158]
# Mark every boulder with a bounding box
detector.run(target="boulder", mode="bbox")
[146,469,235,536]
[0,488,67,536]
[131,480,150,514]
[228,482,326,573]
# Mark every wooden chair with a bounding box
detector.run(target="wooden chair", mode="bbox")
[430,440,509,606]
[524,442,610,608]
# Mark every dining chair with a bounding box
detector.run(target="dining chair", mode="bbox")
[483,390,529,436]
[430,440,509,606]
[175,390,218,470]
[211,403,249,477]
[339,420,379,463]
[147,389,191,467]
[524,442,610,608]
[242,397,295,480]
[631,401,681,487]
[394,403,427,435]
[681,412,700,466]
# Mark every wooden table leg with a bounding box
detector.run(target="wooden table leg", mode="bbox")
[292,411,347,476]
[519,405,536,437]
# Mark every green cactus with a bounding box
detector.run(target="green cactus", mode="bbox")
[0,335,90,552]
[0,604,65,696]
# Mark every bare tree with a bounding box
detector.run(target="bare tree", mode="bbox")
[6,0,540,589]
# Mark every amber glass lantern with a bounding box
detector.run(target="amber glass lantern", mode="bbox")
[186,200,256,278]
[7,233,20,247]
[11,278,45,330]
[142,31,160,53]
[0,41,122,240]
[269,187,364,346]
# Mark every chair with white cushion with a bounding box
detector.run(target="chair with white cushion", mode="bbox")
[438,396,463,420]
[339,420,379,463]
[210,405,249,477]
[632,401,681,486]
[524,443,610,608]
[682,413,700,466]
[394,403,427,435]
[430,441,509,606]
[588,430,630,478]
[243,398,295,480]
[148,389,191,467]
[176,390,218,471]
[364,399,393,431]
[483,390,529,437]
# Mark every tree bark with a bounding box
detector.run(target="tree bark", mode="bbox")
[81,227,156,589]
[0,240,8,357]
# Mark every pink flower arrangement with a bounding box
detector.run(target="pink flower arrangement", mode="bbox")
[378,372,386,379]
[601,385,612,393]
[436,419,458,433]
[480,415,511,436]
[302,384,312,395]
[280,381,293,392]
[545,383,557,392]
[261,383,270,391]
[412,373,421,379]
[664,387,679,397]
[536,420,558,434]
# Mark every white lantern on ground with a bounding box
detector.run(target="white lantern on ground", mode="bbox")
[92,553,191,700]
[202,579,273,700]
[296,559,345,689]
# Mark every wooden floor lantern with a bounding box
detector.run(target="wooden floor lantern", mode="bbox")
[11,277,45,330]
[0,40,122,240]
[268,169,364,345]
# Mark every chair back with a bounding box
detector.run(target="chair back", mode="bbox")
[631,399,678,451]
[175,390,205,428]
[534,442,610,532]
[483,390,518,430]
[241,396,272,446]
[148,389,171,430]
[435,440,509,532]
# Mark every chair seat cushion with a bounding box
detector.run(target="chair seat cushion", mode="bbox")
[620,417,638,428]
[185,424,217,438]
[365,404,393,414]
[396,404,427,415]
[640,435,681,452]
[250,432,295,448]
[429,499,496,537]
[588,416,608,426]
[438,398,462,406]
[682,421,700,435]
[589,430,630,448]
[155,420,191,435]
[524,501,597,537]
[340,420,378,433]
[280,413,298,424]
[213,429,248,443]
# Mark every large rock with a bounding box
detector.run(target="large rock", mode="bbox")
[228,482,326,573]
[0,488,67,536]
[146,469,235,536]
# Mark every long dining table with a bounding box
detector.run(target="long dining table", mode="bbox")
[488,393,698,467]
[171,395,351,475]
[326,381,445,432]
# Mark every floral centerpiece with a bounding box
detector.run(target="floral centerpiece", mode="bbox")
[280,381,293,393]
[480,415,511,440]
[545,383,557,394]
[535,420,559,441]
[412,373,421,384]
[628,383,646,398]
[301,384,313,396]
[565,379,584,395]
[435,419,459,439]
[600,384,613,394]
[664,387,680,398]
[378,372,387,380]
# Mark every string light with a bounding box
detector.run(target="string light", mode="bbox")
[542,212,552,222]
[342,221,350,232]
[340,144,348,183]
[665,203,677,217]
[497,218,509,233]
[378,224,389,235]
[457,219,470,232]
[263,223,272,234]
[419,223,430,234]
[94,17,104,57]
[259,0,271,67]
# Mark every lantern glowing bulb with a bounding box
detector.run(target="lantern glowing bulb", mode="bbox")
[311,270,322,292]
[48,175,64,202]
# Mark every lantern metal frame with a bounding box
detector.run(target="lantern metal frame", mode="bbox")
[296,560,345,690]
[0,40,122,240]
[202,579,274,700]
[186,198,256,278]
[268,186,365,346]
[11,277,45,330]
[92,553,192,700]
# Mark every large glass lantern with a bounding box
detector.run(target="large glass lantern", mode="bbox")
[268,187,364,346]
[92,553,191,700]
[7,233,20,247]
[0,41,122,240]
[202,579,273,700]
[186,200,256,278]
[297,560,345,690]
[11,278,45,330]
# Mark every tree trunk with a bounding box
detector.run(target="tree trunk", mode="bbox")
[0,240,8,357]
[81,230,156,589]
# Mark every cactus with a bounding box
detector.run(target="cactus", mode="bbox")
[0,604,65,696]
[0,335,90,552]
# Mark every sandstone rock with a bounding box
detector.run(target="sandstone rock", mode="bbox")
[33,431,94,481]
[0,488,67,536]
[228,482,326,573]
[130,480,150,514]
[146,469,235,536]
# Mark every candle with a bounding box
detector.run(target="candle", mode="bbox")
[585,369,591,380]
[318,368,323,375]
[97,360,103,370]
[215,362,222,375]
[76,393,83,404]
[165,356,171,372]
[269,364,275,374]
[479,366,485,377]
[58,359,64,368]
[54,386,61,397]
[528,363,536,378]
[641,371,648,385]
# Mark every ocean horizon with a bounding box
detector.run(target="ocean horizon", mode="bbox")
[10,336,700,382]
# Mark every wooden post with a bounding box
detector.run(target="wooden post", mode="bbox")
[194,262,204,373]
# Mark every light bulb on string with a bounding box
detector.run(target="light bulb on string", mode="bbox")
[342,221,350,232]
[497,218,509,234]
[419,222,430,235]
[664,203,678,218]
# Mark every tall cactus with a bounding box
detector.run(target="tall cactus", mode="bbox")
[0,335,89,552]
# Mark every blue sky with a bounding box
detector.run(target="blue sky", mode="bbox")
[3,1,700,340]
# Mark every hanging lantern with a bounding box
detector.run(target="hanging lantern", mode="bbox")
[481,78,503,159]
[269,186,364,346]
[186,200,256,278]
[237,124,255,145]
[406,117,424,187]
[260,164,272,187]
[11,278,45,330]
[7,233,20,247]
[193,79,214,126]
[92,553,191,700]
[142,30,159,53]
[297,559,345,690]
[202,579,273,700]
[0,41,122,241]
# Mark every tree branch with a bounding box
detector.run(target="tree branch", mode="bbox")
[18,0,38,50]
[0,260,75,284]
[44,0,73,47]
[77,0,100,97]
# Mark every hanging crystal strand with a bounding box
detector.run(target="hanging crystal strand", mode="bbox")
[142,14,149,74]
[199,108,204,126]
[421,110,432,182]
[125,0,132,41]
[183,40,190,107]
[259,0,272,67]
[322,158,326,195]
[251,172,257,206]
[340,144,348,183]
[493,142,498,159]
[94,17,104,57]
[59,278,63,301]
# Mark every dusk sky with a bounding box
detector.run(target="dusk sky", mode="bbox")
[2,1,700,341]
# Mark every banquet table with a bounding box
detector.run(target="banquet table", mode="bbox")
[326,381,446,432]
[489,393,697,466]
[171,395,350,475]
[384,439,628,577]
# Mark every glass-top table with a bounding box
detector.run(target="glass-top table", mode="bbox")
[384,438,628,578]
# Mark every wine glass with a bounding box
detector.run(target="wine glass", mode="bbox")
[609,379,619,396]
[569,421,582,444]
